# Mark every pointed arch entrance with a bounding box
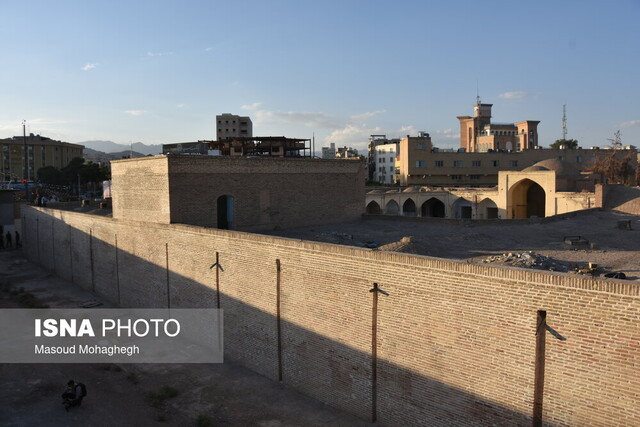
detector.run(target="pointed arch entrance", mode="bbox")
[385,200,399,215]
[402,198,417,216]
[509,179,546,218]
[420,197,445,217]
[366,201,382,214]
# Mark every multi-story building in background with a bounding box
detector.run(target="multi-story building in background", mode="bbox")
[322,143,336,159]
[216,113,252,140]
[0,133,84,181]
[457,102,539,152]
[398,133,636,187]
[373,143,398,184]
[322,143,359,159]
[368,134,399,180]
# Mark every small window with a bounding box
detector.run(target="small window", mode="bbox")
[453,160,463,167]
[510,160,518,167]
[575,156,582,163]
[389,166,393,172]
[416,160,426,167]
[435,160,444,167]
[472,160,481,167]
[470,175,480,180]
[451,175,462,180]
[492,160,499,167]
[416,142,426,150]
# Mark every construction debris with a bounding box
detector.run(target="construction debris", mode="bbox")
[483,251,594,275]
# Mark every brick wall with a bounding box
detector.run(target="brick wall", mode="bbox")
[22,206,640,426]
[112,156,365,231]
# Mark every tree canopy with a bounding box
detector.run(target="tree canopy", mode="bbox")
[550,139,579,149]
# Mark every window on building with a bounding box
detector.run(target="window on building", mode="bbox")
[492,160,499,167]
[510,160,518,167]
[382,158,386,163]
[416,142,426,149]
[435,160,444,167]
[389,166,393,172]
[470,175,480,180]
[575,156,582,163]
[557,156,564,161]
[416,160,426,167]
[453,160,463,167]
[451,175,462,180]
[472,160,481,167]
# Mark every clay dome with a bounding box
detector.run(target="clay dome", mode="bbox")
[403,186,419,193]
[525,159,580,179]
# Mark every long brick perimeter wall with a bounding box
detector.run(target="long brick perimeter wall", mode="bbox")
[22,206,640,426]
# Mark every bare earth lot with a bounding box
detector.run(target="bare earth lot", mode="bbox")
[0,251,369,427]
[263,210,640,282]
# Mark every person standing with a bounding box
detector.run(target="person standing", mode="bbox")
[5,231,11,249]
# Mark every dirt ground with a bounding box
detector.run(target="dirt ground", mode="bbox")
[263,210,640,282]
[0,250,369,427]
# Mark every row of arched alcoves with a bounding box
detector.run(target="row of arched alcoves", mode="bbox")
[365,197,500,219]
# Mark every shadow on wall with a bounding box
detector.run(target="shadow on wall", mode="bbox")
[23,208,572,426]
[604,185,640,214]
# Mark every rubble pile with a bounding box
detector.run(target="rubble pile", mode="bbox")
[483,251,587,274]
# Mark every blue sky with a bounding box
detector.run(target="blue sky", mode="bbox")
[1,0,639,154]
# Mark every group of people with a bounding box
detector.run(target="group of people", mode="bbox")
[61,380,86,412]
[0,230,19,250]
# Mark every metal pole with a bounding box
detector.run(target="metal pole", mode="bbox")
[23,121,28,201]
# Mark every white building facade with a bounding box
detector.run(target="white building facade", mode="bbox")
[374,143,397,184]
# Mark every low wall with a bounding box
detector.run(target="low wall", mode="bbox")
[22,206,640,426]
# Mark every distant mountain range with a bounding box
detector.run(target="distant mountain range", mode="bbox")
[83,148,147,163]
[78,140,162,156]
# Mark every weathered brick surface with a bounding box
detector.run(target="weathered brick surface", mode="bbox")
[22,206,640,426]
[111,156,366,231]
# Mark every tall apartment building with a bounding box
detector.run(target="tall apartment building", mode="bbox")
[1,134,84,181]
[373,143,397,184]
[457,102,539,152]
[216,114,252,140]
[368,134,400,180]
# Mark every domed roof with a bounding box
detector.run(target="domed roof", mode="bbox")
[522,165,550,172]
[367,189,385,194]
[402,186,419,193]
[525,159,580,178]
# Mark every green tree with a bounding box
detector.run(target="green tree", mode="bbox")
[37,165,61,185]
[78,161,107,184]
[60,157,85,184]
[550,139,579,149]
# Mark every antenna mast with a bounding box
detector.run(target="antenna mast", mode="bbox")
[562,104,568,140]
[476,80,481,104]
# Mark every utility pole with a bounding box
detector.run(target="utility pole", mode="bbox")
[23,120,29,201]
[562,105,567,141]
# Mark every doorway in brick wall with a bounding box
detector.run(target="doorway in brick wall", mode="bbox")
[217,195,234,229]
